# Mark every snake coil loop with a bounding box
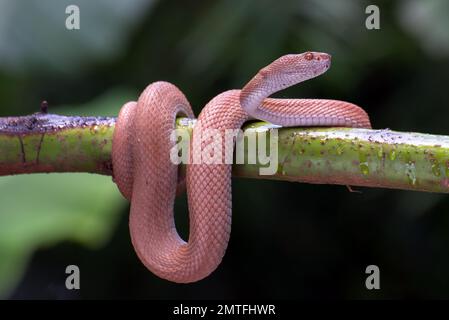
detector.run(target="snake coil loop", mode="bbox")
[112,52,371,283]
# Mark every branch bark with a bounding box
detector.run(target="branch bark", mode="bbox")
[0,113,115,176]
[1,113,449,193]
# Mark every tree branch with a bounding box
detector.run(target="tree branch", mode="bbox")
[0,113,115,176]
[1,113,449,193]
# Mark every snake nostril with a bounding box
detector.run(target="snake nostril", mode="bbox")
[318,54,329,61]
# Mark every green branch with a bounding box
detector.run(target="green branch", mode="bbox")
[0,113,114,176]
[1,113,449,193]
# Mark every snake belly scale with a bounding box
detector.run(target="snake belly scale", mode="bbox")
[112,52,371,283]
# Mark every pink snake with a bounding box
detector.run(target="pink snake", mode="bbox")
[112,52,371,283]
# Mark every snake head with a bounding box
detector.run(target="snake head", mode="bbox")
[241,52,334,114]
[263,52,332,84]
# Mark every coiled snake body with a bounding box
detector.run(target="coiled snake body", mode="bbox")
[112,52,371,283]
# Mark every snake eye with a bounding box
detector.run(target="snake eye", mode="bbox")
[304,52,314,61]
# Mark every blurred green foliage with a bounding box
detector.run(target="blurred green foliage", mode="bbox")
[1,0,449,299]
[0,173,124,296]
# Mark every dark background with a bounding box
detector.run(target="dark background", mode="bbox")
[1,0,449,299]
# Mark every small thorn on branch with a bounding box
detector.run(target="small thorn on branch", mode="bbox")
[346,185,362,193]
[40,100,48,114]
